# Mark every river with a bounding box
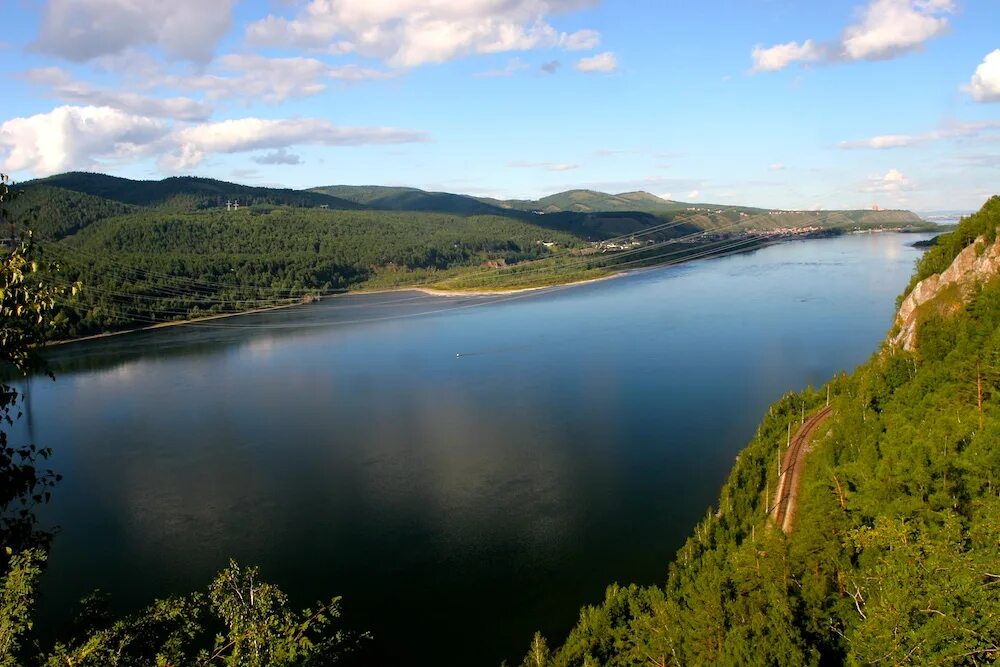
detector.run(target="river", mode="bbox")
[16,232,931,665]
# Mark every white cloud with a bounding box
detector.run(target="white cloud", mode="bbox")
[562,29,601,50]
[840,121,1000,149]
[32,0,235,63]
[963,49,1000,103]
[751,40,821,73]
[23,67,211,121]
[508,160,579,171]
[750,0,953,72]
[861,168,911,192]
[769,162,786,171]
[170,55,391,104]
[246,0,601,68]
[0,105,428,176]
[841,0,952,61]
[166,118,429,170]
[0,105,168,175]
[576,51,618,73]
[686,189,701,200]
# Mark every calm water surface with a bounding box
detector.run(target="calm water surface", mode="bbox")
[19,233,929,665]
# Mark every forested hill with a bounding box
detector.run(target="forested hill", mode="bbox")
[309,185,510,215]
[25,172,364,210]
[6,172,939,339]
[517,196,1000,666]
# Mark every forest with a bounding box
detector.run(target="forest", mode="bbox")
[518,196,1000,666]
[7,173,939,339]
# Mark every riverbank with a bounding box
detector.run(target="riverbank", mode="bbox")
[43,231,925,346]
[44,267,628,347]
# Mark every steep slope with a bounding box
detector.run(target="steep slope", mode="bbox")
[520,195,1000,666]
[893,197,1000,350]
[6,186,135,240]
[27,172,363,210]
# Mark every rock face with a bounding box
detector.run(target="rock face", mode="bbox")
[893,235,1000,350]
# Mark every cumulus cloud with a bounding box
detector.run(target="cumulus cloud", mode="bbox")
[540,60,561,74]
[751,40,822,73]
[246,0,601,68]
[0,105,168,175]
[686,189,701,200]
[0,105,428,176]
[32,0,235,63]
[23,67,211,121]
[963,49,1000,103]
[769,163,786,171]
[508,160,579,172]
[840,121,1000,149]
[165,118,429,170]
[841,0,952,61]
[861,168,911,193]
[252,149,303,165]
[576,51,618,73]
[751,0,953,72]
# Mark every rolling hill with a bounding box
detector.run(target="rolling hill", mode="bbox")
[26,172,363,210]
[309,185,509,215]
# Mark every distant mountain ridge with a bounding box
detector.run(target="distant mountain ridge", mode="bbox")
[25,172,929,226]
[478,189,698,214]
[308,185,508,215]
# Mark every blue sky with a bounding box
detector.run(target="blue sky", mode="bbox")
[1,0,998,210]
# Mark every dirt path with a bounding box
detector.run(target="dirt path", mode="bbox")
[771,405,833,534]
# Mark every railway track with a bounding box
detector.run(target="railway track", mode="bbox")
[771,405,834,533]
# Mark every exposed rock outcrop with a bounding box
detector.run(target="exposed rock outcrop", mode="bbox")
[893,234,1000,350]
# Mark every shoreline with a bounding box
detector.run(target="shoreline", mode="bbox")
[45,230,927,347]
[44,269,628,347]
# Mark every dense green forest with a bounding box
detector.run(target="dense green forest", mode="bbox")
[9,173,938,339]
[519,197,1000,666]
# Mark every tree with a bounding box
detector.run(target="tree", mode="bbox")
[0,173,76,563]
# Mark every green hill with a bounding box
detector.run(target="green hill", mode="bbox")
[309,185,509,215]
[518,196,1000,666]
[26,172,363,210]
[6,185,135,240]
[480,189,751,215]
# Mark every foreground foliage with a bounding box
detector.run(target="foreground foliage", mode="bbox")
[523,198,1000,665]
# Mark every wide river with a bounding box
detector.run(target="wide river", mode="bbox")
[19,232,929,665]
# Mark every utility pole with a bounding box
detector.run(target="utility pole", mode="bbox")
[827,385,831,407]
[978,361,984,430]
[801,402,805,425]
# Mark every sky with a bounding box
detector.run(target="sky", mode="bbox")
[1,0,998,211]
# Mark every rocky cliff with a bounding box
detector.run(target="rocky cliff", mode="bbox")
[892,233,1000,350]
